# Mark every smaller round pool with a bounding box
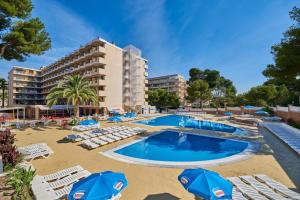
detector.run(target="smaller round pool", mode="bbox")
[102,131,257,167]
[135,115,247,135]
[79,119,98,126]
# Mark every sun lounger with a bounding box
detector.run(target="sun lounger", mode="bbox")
[112,132,127,139]
[84,132,97,138]
[77,134,90,140]
[49,170,91,189]
[228,177,268,200]
[255,174,300,199]
[81,140,99,149]
[240,175,289,200]
[43,165,84,182]
[119,131,132,137]
[91,138,108,146]
[65,134,82,142]
[107,134,122,141]
[232,187,247,200]
[99,135,115,143]
[23,151,51,161]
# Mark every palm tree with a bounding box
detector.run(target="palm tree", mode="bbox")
[46,75,98,118]
[0,78,7,108]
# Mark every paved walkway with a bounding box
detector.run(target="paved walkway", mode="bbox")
[260,122,300,155]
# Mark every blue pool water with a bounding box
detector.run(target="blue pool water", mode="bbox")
[79,119,98,126]
[115,131,249,162]
[135,115,246,135]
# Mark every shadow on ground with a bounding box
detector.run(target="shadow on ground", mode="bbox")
[144,193,181,200]
[259,127,300,192]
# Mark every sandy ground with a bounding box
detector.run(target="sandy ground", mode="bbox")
[13,118,300,200]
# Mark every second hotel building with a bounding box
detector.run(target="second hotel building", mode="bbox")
[9,38,149,115]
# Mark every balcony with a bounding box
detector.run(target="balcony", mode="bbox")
[91,79,106,87]
[144,72,149,77]
[145,79,148,84]
[98,90,105,96]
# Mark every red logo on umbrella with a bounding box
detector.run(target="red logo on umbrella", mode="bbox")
[73,191,85,199]
[180,177,189,184]
[214,189,225,197]
[114,181,123,190]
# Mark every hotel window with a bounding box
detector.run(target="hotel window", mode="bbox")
[99,86,104,91]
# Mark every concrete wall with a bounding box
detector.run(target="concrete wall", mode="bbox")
[104,44,123,108]
[274,105,300,123]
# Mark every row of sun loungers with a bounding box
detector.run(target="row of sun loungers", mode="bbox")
[80,126,147,150]
[18,143,54,161]
[71,124,100,132]
[228,174,300,200]
[32,165,90,200]
[176,112,207,116]
[261,122,300,155]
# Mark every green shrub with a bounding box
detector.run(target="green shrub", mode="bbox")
[68,117,80,126]
[7,167,36,199]
[262,106,275,115]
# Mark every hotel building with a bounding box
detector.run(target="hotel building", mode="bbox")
[8,38,148,115]
[148,74,187,104]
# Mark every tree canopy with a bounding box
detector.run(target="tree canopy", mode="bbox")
[186,79,211,108]
[46,75,98,118]
[263,7,300,94]
[147,89,181,111]
[0,0,51,61]
[188,68,237,107]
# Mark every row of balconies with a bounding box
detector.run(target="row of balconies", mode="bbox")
[14,96,44,100]
[13,77,40,82]
[13,71,41,77]
[42,47,106,76]
[42,61,106,82]
[13,83,41,88]
[13,90,40,94]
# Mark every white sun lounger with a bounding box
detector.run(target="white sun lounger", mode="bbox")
[113,132,127,139]
[228,177,268,200]
[91,138,108,146]
[81,140,99,149]
[240,176,289,200]
[119,131,133,137]
[99,135,115,143]
[49,170,91,189]
[43,165,84,182]
[23,151,52,161]
[107,134,122,141]
[255,174,300,199]
[78,134,90,140]
[232,187,247,200]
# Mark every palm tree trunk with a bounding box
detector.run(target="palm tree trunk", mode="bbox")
[74,103,80,118]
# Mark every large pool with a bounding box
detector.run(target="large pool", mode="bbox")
[135,115,247,135]
[102,131,256,167]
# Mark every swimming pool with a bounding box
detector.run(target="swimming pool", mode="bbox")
[102,131,256,167]
[135,115,247,135]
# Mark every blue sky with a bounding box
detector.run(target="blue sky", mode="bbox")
[0,0,299,93]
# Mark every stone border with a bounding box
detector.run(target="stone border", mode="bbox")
[100,130,259,168]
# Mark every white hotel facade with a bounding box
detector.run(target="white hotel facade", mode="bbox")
[8,38,149,115]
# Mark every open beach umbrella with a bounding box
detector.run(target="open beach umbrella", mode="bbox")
[244,105,255,109]
[178,168,233,200]
[68,171,128,200]
[108,116,122,123]
[255,110,269,115]
[224,112,233,116]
